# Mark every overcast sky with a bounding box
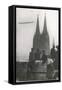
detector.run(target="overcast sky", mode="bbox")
[16,8,59,62]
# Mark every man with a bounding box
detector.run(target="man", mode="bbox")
[29,48,35,62]
[50,45,56,61]
[35,48,40,60]
[54,45,59,70]
[41,50,47,64]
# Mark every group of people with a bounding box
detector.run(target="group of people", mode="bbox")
[50,45,59,70]
[29,48,47,63]
[29,45,59,80]
[29,45,59,66]
[47,45,59,80]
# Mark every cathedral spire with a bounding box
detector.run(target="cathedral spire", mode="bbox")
[33,14,50,55]
[42,14,48,34]
[39,14,50,55]
[35,15,40,34]
[33,15,40,50]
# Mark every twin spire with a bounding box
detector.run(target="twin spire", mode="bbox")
[33,14,50,55]
[35,15,40,35]
[35,14,48,35]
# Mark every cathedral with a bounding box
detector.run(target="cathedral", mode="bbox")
[33,15,50,56]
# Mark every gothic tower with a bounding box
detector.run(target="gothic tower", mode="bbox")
[33,15,50,55]
[33,16,40,52]
[39,15,50,55]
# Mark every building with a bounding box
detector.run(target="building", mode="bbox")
[33,15,50,55]
[28,15,50,80]
[33,15,40,51]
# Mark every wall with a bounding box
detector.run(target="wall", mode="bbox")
[0,0,62,90]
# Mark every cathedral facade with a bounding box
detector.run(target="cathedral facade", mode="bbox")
[33,15,50,55]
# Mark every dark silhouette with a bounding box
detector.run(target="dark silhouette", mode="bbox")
[41,50,47,64]
[54,45,59,70]
[47,63,54,79]
[33,15,50,55]
[53,71,58,80]
[29,48,35,62]
[35,48,41,60]
[50,45,56,61]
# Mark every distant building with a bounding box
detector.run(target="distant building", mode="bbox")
[33,16,40,51]
[33,15,50,55]
[28,15,50,80]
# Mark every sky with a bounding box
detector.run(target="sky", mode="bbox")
[16,8,59,62]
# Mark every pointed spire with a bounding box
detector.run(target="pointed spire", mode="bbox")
[33,15,40,50]
[42,14,48,34]
[35,15,40,34]
[39,14,50,55]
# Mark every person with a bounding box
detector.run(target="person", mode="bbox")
[54,45,59,70]
[35,48,40,60]
[47,62,54,79]
[50,45,56,61]
[47,57,54,80]
[27,48,35,80]
[41,50,47,64]
[29,48,35,62]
